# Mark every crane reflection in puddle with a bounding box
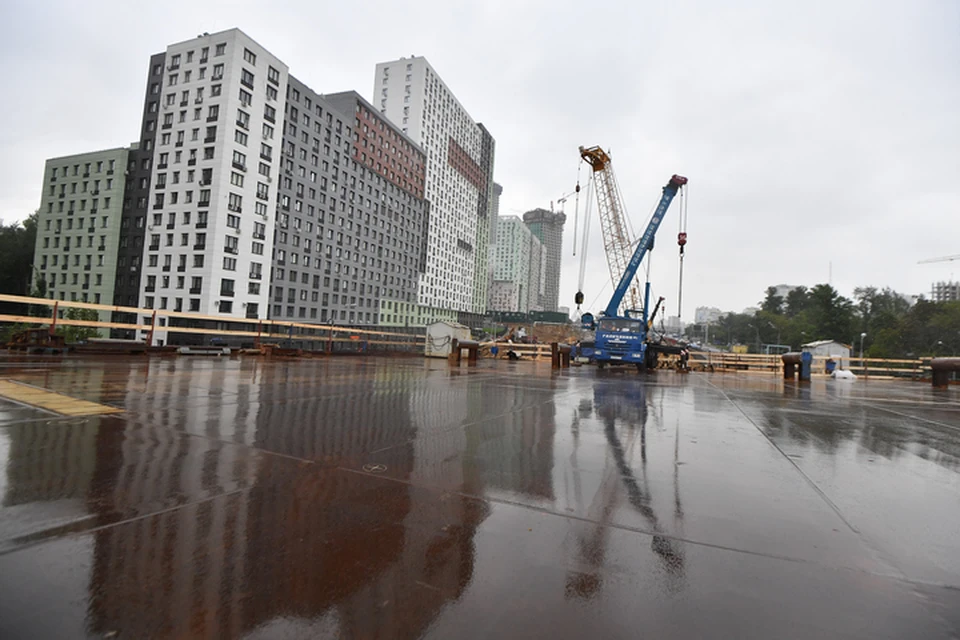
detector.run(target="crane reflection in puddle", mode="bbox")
[565,380,686,599]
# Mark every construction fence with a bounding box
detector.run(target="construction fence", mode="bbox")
[0,293,424,354]
[0,293,942,378]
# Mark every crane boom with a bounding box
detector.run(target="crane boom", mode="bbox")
[579,146,641,313]
[918,254,960,264]
[604,175,688,317]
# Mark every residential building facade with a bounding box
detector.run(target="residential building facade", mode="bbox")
[324,91,429,327]
[113,53,167,317]
[33,147,130,322]
[490,216,543,313]
[522,208,565,312]
[34,29,488,341]
[138,30,290,342]
[375,57,495,321]
[486,182,502,310]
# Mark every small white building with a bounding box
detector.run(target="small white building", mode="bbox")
[801,340,851,360]
[425,321,471,358]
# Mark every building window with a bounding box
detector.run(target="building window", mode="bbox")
[267,66,280,85]
[243,48,257,65]
[215,43,226,56]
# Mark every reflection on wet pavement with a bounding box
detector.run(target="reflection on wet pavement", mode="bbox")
[0,356,958,638]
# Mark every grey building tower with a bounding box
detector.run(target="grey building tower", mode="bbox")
[522,208,565,312]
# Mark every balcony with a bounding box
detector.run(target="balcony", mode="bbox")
[83,265,91,271]
[90,208,98,214]
[249,272,261,280]
[97,245,106,251]
[228,206,241,214]
[193,244,206,250]
[180,100,188,107]
[264,114,275,124]
[195,221,207,229]
[161,123,172,130]
[92,189,100,195]
[157,163,168,170]
[155,183,165,190]
[107,169,114,175]
[189,287,202,295]
[204,136,216,143]
[166,223,175,229]
[232,162,246,172]
[161,265,171,272]
[199,179,211,186]
[198,200,210,208]
[175,141,183,147]
[87,226,95,233]
[212,73,223,81]
[220,290,235,298]
[148,244,159,251]
[252,232,265,240]
[177,265,186,272]
[83,172,90,178]
[241,77,254,90]
[153,203,163,210]
[187,158,197,166]
[224,246,238,255]
[145,286,156,292]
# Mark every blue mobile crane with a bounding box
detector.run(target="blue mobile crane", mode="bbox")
[581,174,688,370]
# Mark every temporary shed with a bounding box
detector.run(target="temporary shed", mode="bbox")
[801,340,852,360]
[425,321,471,358]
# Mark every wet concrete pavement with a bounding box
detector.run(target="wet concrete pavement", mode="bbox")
[0,355,958,639]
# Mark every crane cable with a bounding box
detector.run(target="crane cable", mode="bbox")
[571,161,583,256]
[676,185,689,320]
[577,175,594,305]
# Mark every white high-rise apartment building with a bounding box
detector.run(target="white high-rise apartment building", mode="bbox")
[374,57,495,319]
[490,216,543,313]
[139,29,289,341]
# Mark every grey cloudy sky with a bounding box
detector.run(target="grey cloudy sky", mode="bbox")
[1,0,957,320]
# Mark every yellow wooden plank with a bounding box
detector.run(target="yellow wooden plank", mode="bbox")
[0,380,122,416]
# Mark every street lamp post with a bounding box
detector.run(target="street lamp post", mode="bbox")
[749,324,761,354]
[860,332,867,373]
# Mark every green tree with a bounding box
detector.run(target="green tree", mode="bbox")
[761,287,784,315]
[0,213,38,295]
[806,284,855,342]
[784,286,809,318]
[56,307,101,343]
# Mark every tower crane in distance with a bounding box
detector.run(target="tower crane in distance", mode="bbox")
[918,254,960,264]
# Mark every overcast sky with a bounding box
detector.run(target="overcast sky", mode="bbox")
[1,0,957,319]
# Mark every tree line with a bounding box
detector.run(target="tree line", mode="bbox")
[686,284,960,358]
[0,212,100,343]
